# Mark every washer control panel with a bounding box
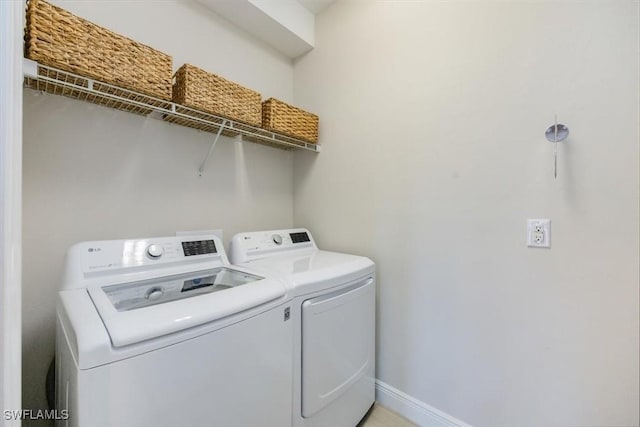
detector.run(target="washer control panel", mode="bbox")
[182,240,217,256]
[77,236,221,276]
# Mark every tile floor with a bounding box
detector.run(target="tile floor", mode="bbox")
[358,403,417,427]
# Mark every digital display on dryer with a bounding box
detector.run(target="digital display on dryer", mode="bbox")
[290,232,310,243]
[181,240,216,256]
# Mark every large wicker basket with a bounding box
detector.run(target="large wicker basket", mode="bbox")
[24,0,173,100]
[172,64,262,127]
[262,98,318,143]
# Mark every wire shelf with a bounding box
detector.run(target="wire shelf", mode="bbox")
[23,59,321,153]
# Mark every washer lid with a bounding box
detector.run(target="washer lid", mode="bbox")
[88,267,286,347]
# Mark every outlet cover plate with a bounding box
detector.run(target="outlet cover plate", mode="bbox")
[527,219,551,248]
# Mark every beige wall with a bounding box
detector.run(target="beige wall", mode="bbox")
[293,1,639,426]
[22,0,295,423]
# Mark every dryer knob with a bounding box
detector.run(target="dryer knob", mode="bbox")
[272,234,283,245]
[147,244,164,258]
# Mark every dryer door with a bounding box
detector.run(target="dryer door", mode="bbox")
[301,276,375,418]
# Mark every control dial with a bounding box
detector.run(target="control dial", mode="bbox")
[146,244,164,258]
[145,286,164,301]
[272,234,283,245]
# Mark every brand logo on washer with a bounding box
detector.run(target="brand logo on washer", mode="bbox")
[284,307,290,321]
[87,247,102,253]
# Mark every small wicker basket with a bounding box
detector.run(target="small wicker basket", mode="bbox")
[172,64,262,127]
[24,0,173,100]
[262,98,318,143]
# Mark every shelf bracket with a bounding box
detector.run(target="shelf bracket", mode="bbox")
[198,120,228,176]
[23,58,38,78]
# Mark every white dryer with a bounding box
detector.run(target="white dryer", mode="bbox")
[56,234,293,427]
[230,228,376,427]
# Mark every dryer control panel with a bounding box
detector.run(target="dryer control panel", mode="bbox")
[230,228,316,263]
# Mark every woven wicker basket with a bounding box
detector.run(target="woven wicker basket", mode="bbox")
[172,64,262,127]
[24,0,173,100]
[262,98,318,143]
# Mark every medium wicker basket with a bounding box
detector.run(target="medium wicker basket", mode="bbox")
[262,98,318,143]
[172,64,262,127]
[24,0,173,100]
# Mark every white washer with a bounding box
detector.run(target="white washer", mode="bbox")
[56,234,293,427]
[230,228,376,427]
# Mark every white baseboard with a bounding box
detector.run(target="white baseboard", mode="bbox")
[375,380,473,427]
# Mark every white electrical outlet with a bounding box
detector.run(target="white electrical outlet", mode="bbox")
[527,219,551,248]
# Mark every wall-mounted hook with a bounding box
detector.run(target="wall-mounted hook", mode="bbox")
[544,115,569,179]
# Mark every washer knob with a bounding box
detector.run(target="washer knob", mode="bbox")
[272,234,283,245]
[145,287,164,300]
[147,244,164,258]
